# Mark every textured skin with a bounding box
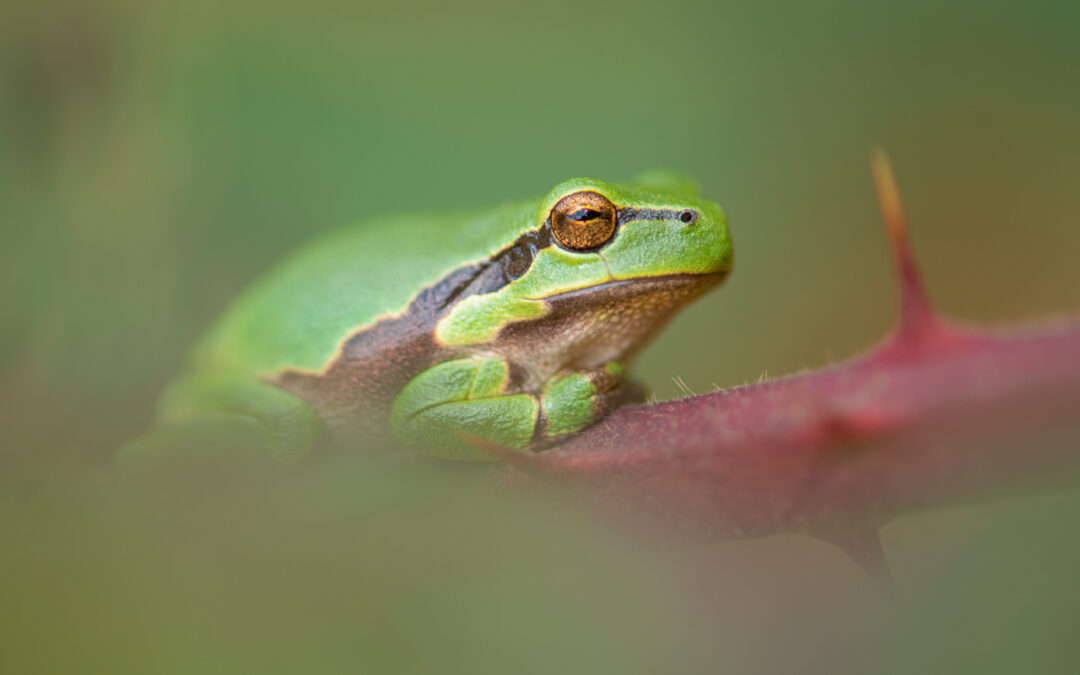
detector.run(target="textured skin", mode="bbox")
[144,172,732,458]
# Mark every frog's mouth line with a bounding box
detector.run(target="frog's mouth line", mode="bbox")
[533,271,728,303]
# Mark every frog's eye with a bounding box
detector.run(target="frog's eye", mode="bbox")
[550,191,617,251]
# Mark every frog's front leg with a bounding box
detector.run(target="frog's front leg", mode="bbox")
[390,356,633,459]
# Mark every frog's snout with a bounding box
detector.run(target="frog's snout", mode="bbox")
[691,201,733,276]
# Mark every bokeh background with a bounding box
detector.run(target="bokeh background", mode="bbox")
[3,0,1080,672]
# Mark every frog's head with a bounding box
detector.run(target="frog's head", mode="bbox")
[535,171,732,285]
[435,172,733,370]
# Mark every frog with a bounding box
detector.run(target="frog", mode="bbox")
[123,172,733,463]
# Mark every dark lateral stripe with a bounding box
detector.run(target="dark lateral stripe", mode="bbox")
[428,261,494,313]
[616,207,683,226]
[423,224,554,315]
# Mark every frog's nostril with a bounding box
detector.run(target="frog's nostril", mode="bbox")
[679,210,697,224]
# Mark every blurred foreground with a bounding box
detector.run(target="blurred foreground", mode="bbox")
[4,454,1080,673]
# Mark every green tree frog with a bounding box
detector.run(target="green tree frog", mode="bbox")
[126,172,733,462]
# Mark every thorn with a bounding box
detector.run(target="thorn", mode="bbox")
[870,148,942,342]
[821,527,894,593]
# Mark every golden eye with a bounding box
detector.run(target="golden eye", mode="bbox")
[550,191,617,251]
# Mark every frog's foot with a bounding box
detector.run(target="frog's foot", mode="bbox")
[537,363,638,445]
[390,356,632,459]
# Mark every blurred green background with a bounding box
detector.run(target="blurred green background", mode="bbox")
[3,0,1080,672]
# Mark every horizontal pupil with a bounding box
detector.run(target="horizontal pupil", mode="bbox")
[568,208,602,222]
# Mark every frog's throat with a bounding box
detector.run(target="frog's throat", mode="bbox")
[489,271,727,378]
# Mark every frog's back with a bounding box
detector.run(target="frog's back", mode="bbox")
[193,199,536,378]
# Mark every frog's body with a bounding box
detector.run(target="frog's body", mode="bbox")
[129,173,732,462]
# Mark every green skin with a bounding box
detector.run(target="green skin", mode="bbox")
[124,172,733,462]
